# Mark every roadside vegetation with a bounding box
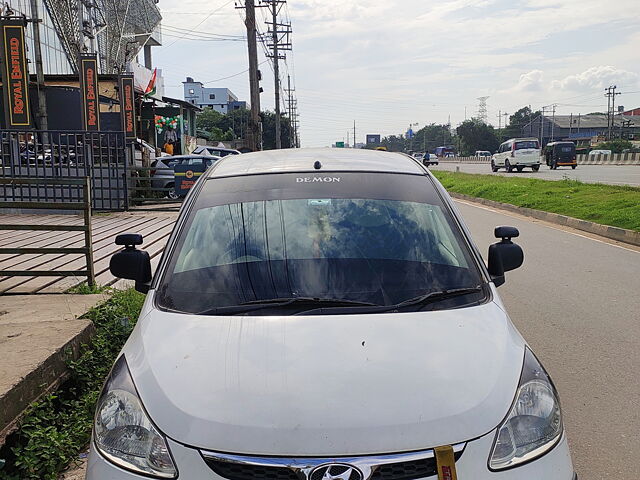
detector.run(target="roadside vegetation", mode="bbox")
[432,171,640,232]
[0,289,144,480]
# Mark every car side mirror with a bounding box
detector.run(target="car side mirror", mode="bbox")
[487,226,524,287]
[109,234,152,294]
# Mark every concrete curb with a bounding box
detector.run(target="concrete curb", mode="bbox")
[449,192,640,247]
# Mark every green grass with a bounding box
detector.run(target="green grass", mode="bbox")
[0,289,145,480]
[432,171,640,232]
[65,283,111,294]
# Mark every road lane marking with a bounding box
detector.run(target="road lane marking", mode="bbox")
[454,199,640,254]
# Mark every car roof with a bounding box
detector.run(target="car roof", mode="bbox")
[161,154,219,160]
[502,138,539,143]
[207,148,426,179]
[195,146,240,153]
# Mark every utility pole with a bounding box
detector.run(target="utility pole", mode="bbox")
[284,74,298,148]
[539,106,546,147]
[604,86,621,140]
[28,0,48,130]
[238,0,263,150]
[353,120,356,148]
[264,0,291,149]
[551,104,556,141]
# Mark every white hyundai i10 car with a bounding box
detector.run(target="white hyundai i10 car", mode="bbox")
[90,149,576,480]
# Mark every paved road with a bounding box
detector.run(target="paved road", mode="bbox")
[455,199,640,480]
[434,162,640,187]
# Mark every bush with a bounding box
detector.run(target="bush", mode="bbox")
[0,289,145,480]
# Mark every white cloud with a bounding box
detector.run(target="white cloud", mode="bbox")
[551,66,640,91]
[513,70,545,92]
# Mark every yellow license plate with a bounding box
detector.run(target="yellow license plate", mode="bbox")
[434,445,458,480]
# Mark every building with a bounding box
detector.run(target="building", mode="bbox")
[183,77,247,113]
[522,114,639,146]
[622,107,640,116]
[1,0,163,131]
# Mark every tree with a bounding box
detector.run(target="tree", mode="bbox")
[412,124,454,153]
[195,107,225,134]
[195,107,293,149]
[261,111,294,150]
[501,106,539,141]
[456,119,500,156]
[595,139,633,153]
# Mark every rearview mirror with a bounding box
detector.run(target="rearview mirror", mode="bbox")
[487,226,524,287]
[109,234,152,293]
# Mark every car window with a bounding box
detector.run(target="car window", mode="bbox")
[515,141,539,150]
[157,173,484,315]
[166,158,184,168]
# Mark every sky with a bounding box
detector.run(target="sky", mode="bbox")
[154,0,640,147]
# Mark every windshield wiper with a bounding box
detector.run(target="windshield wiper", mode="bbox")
[293,286,483,316]
[196,297,380,315]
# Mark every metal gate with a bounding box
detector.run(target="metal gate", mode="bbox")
[0,130,127,210]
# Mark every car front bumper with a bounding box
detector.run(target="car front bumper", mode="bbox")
[86,430,575,480]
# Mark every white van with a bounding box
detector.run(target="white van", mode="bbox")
[492,138,541,172]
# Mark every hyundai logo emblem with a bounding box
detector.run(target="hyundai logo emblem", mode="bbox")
[309,464,364,480]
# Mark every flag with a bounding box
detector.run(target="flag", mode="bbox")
[144,68,157,98]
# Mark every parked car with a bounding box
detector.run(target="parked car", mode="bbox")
[411,152,424,161]
[150,154,220,199]
[492,138,541,172]
[588,149,612,156]
[95,149,575,480]
[192,145,241,157]
[475,150,492,158]
[544,141,577,169]
[422,152,439,166]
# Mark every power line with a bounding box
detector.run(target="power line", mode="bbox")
[162,0,236,48]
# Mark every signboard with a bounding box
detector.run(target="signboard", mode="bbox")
[79,54,100,130]
[119,74,136,140]
[366,134,381,144]
[0,18,31,128]
[335,141,345,148]
[174,163,206,196]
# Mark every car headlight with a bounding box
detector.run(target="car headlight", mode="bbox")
[489,347,563,470]
[94,356,177,478]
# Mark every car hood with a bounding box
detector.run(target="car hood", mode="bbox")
[125,294,525,456]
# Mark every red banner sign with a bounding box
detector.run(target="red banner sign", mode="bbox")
[119,75,136,140]
[79,55,100,130]
[1,19,31,128]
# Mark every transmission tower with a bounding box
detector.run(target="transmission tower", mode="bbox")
[477,96,489,123]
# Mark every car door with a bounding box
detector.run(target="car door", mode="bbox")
[495,143,505,166]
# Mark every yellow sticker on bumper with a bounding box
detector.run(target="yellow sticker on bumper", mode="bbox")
[434,445,458,480]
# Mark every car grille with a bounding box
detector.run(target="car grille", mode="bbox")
[203,460,299,480]
[370,452,463,480]
[202,450,464,480]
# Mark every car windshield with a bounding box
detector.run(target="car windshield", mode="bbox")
[156,173,485,315]
[515,141,539,150]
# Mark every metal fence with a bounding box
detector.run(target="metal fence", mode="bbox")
[0,177,95,287]
[0,130,127,210]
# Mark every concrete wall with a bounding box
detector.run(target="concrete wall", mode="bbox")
[438,153,640,165]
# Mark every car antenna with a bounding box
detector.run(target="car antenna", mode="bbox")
[314,161,322,170]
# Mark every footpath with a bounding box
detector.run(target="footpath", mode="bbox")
[0,294,106,445]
